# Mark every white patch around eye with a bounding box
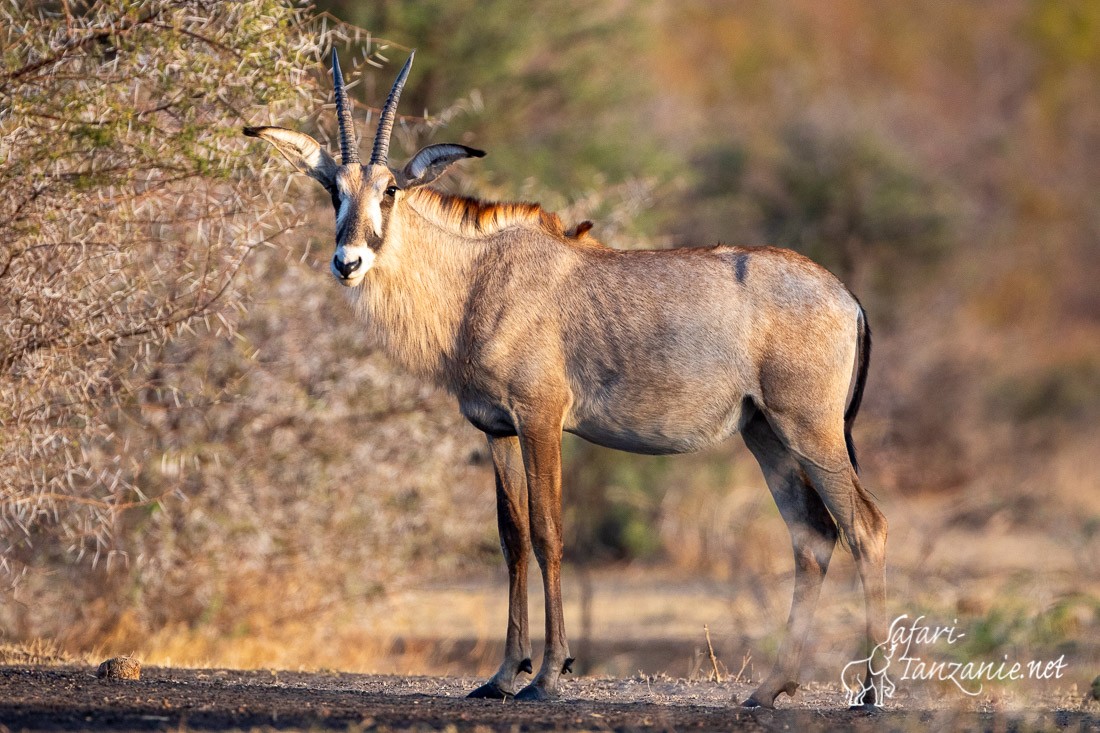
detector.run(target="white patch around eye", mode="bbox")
[336,195,351,230]
[365,199,383,237]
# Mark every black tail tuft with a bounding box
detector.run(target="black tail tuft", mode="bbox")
[844,304,871,474]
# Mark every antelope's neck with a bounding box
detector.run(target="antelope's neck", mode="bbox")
[355,210,481,384]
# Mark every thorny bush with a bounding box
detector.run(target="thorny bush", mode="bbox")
[0,0,327,569]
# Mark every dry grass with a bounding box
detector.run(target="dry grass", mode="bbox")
[0,638,87,666]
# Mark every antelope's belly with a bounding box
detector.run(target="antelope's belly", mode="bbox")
[564,395,750,455]
[457,386,752,454]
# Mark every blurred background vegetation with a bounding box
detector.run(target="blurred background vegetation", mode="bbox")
[2,0,1098,690]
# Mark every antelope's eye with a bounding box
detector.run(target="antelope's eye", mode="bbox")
[384,185,400,197]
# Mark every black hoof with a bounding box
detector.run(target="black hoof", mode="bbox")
[561,657,575,674]
[518,658,533,674]
[741,696,772,709]
[848,702,881,712]
[514,684,554,702]
[467,682,513,700]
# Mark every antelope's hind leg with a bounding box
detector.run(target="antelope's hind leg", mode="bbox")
[467,435,534,699]
[763,409,889,709]
[797,449,888,708]
[740,412,839,709]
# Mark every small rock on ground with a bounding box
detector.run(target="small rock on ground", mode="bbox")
[96,656,141,681]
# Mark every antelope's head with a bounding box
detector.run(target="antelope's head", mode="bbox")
[245,50,484,288]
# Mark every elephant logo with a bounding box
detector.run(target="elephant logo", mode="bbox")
[841,638,897,707]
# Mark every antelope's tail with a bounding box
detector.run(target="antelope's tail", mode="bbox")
[844,303,871,474]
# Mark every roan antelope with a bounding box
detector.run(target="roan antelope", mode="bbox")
[244,50,888,708]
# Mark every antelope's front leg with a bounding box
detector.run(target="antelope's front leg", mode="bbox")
[514,423,572,701]
[468,435,533,699]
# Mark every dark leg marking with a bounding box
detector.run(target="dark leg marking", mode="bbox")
[519,658,533,674]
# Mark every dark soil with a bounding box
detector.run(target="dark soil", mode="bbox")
[0,665,1095,732]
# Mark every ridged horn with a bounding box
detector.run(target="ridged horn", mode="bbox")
[370,51,415,166]
[331,48,359,165]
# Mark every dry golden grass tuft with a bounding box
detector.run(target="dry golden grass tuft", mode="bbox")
[0,638,84,666]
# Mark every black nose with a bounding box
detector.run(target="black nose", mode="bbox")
[333,255,362,279]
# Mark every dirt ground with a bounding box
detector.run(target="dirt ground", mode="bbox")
[0,665,1095,733]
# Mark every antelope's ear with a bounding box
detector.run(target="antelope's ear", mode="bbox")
[399,144,485,188]
[244,126,338,191]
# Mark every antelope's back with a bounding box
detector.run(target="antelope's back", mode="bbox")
[549,244,862,453]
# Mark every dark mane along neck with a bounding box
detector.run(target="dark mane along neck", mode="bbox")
[406,188,566,238]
